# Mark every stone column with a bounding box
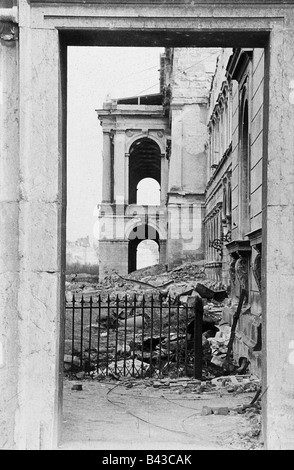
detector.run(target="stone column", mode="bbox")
[159,239,167,265]
[113,130,126,203]
[125,152,129,205]
[262,24,294,450]
[0,25,20,450]
[168,106,183,192]
[101,131,112,203]
[160,153,168,205]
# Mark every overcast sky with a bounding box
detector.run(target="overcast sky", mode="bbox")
[67,46,164,243]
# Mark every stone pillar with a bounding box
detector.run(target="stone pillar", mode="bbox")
[0,25,20,450]
[159,239,167,266]
[15,21,63,449]
[125,152,129,205]
[101,131,113,203]
[113,130,126,203]
[160,153,168,204]
[262,24,294,450]
[168,107,183,192]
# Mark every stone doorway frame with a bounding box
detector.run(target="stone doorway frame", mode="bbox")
[2,1,294,450]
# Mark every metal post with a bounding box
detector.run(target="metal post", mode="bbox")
[176,300,180,376]
[185,303,188,376]
[159,295,163,376]
[150,295,154,376]
[141,295,145,377]
[106,294,110,376]
[71,295,75,374]
[80,295,84,370]
[88,296,93,373]
[168,295,171,373]
[132,295,136,377]
[96,295,101,374]
[115,295,119,376]
[124,294,128,376]
[193,296,203,379]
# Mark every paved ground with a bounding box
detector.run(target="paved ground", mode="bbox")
[59,378,263,450]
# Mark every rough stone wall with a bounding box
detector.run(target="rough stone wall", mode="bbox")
[172,48,220,104]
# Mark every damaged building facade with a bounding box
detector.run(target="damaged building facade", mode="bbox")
[1,0,294,451]
[97,48,220,277]
[204,48,264,374]
[97,46,263,374]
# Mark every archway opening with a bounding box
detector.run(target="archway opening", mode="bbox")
[128,224,160,273]
[136,239,160,270]
[129,137,161,204]
[136,177,161,205]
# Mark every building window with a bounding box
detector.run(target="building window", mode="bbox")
[239,86,251,237]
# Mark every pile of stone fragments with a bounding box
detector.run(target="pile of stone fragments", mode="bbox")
[65,260,255,380]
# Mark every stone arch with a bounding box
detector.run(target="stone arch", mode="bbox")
[128,137,162,204]
[125,216,166,242]
[126,133,165,156]
[128,223,160,273]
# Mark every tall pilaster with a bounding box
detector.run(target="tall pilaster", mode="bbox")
[262,24,294,450]
[101,131,113,203]
[113,130,126,203]
[168,106,183,193]
[0,20,19,451]
[15,7,63,448]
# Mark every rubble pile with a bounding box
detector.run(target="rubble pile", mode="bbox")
[65,260,226,302]
[65,260,251,381]
[210,374,260,394]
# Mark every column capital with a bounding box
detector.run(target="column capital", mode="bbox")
[0,6,18,23]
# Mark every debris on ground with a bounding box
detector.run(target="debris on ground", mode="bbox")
[71,383,83,391]
[65,260,226,302]
[211,374,260,394]
[201,406,229,416]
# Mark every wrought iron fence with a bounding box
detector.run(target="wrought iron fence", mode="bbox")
[64,294,203,379]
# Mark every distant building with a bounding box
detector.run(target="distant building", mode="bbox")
[96,48,220,278]
[66,236,99,270]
